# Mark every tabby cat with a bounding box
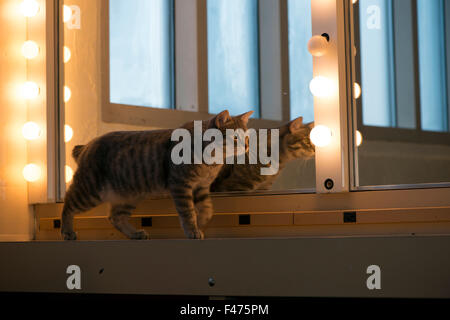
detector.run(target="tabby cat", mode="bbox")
[210,117,314,192]
[61,110,253,240]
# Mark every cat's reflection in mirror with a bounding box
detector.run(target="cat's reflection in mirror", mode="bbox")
[211,117,315,192]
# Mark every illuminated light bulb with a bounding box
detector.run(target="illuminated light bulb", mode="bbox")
[23,164,41,182]
[354,82,361,99]
[64,124,73,142]
[63,5,72,23]
[309,76,335,98]
[310,125,332,148]
[307,35,330,57]
[21,0,40,17]
[64,86,71,102]
[64,46,71,63]
[21,41,39,59]
[21,81,40,99]
[65,165,74,183]
[353,0,358,4]
[22,122,41,140]
[356,130,363,147]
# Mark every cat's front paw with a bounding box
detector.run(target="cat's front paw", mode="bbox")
[130,229,149,240]
[61,231,77,240]
[197,218,211,231]
[187,229,204,240]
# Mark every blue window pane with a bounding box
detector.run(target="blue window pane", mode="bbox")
[417,0,448,132]
[207,0,260,117]
[109,0,173,108]
[288,0,313,123]
[359,0,396,127]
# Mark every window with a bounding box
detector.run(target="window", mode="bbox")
[357,0,450,134]
[287,0,314,123]
[109,0,174,109]
[207,0,260,117]
[104,0,314,127]
[358,0,395,127]
[417,0,448,132]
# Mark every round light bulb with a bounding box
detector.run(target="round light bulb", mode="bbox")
[21,81,40,99]
[21,41,39,59]
[23,164,41,182]
[309,76,334,98]
[63,5,72,23]
[64,86,71,102]
[356,130,363,147]
[310,125,332,148]
[65,165,74,183]
[307,35,330,57]
[22,122,41,140]
[64,46,71,63]
[21,0,40,17]
[354,82,361,99]
[353,0,358,4]
[64,124,73,142]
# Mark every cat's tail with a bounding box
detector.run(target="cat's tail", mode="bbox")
[72,145,85,164]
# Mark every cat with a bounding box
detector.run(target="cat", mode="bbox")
[210,117,314,192]
[61,110,253,241]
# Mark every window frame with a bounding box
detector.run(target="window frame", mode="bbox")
[353,0,450,147]
[101,0,291,130]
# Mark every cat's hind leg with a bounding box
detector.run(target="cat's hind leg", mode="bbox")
[109,203,149,240]
[194,187,214,231]
[61,204,78,240]
[61,184,101,240]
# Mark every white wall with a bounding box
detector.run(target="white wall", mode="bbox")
[0,0,33,241]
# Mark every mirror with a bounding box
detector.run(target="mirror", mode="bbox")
[61,0,316,195]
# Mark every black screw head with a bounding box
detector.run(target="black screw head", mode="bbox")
[208,277,215,287]
[324,178,334,190]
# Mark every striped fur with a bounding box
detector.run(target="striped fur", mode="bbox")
[61,110,252,240]
[210,117,315,192]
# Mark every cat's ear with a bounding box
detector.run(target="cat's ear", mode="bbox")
[213,110,232,128]
[289,117,303,133]
[238,111,254,124]
[306,122,314,130]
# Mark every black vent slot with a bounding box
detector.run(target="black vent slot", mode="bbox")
[239,215,251,225]
[141,217,153,227]
[53,219,61,229]
[343,212,357,223]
